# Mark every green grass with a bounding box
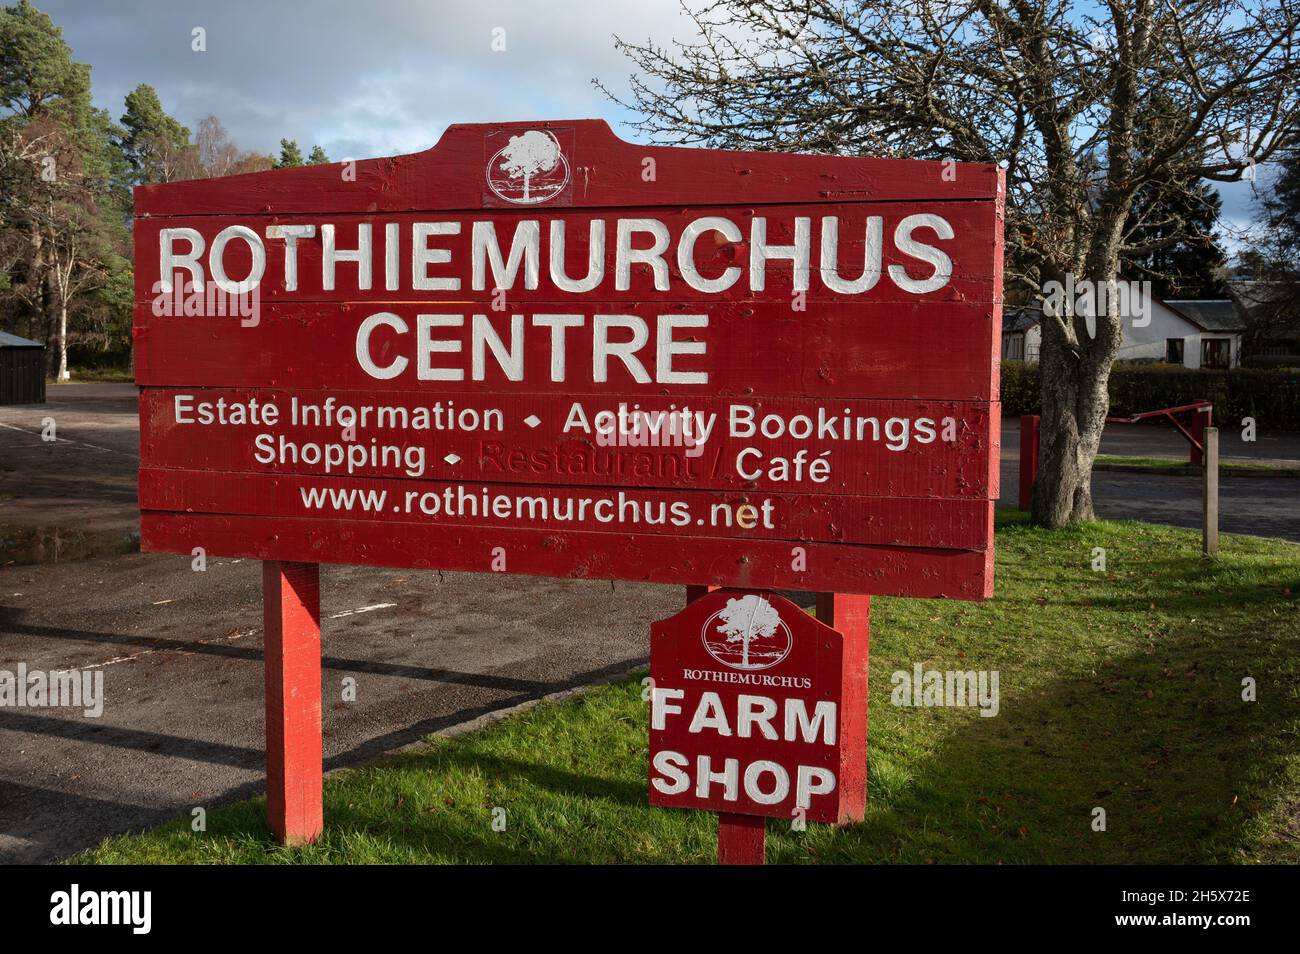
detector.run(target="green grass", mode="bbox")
[1095,454,1292,472]
[74,514,1300,865]
[57,367,134,383]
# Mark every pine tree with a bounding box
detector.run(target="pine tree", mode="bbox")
[1240,134,1300,352]
[1122,178,1228,298]
[307,144,329,165]
[275,138,303,168]
[1263,140,1300,256]
[0,0,90,122]
[119,83,190,184]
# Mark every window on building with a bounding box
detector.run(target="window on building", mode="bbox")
[1003,333,1024,361]
[1202,338,1230,369]
[1165,338,1184,364]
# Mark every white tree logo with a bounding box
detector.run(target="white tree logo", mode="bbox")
[486,130,570,204]
[701,595,793,671]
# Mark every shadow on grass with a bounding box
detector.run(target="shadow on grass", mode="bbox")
[794,600,1299,862]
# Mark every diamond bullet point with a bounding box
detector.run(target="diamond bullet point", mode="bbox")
[443,453,461,465]
[524,415,541,428]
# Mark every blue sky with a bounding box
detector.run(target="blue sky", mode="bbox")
[40,0,1268,242]
[42,0,689,159]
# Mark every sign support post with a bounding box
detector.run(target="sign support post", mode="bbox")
[814,593,870,824]
[263,560,324,846]
[1202,427,1219,558]
[717,813,766,865]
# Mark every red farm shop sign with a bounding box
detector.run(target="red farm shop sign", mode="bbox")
[649,589,867,825]
[133,119,1004,599]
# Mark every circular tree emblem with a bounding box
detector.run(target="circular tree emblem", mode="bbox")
[486,130,570,204]
[701,594,793,671]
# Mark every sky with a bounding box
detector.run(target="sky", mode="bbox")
[38,0,1269,242]
[40,0,692,159]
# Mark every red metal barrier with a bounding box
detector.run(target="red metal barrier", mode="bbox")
[1019,415,1040,511]
[1104,400,1214,466]
[1017,401,1214,513]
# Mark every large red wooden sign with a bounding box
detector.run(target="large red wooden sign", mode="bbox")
[650,589,866,823]
[134,119,1003,598]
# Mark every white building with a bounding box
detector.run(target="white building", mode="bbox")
[1002,298,1245,369]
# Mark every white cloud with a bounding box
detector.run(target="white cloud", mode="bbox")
[41,0,692,160]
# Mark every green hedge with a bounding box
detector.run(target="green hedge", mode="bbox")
[1000,362,1300,429]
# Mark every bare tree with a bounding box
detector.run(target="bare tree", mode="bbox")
[192,114,240,177]
[3,118,117,378]
[603,0,1300,526]
[189,114,273,179]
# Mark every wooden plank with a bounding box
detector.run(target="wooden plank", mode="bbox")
[137,389,999,500]
[141,511,993,599]
[134,300,1001,402]
[139,467,995,550]
[134,119,1002,217]
[131,202,1000,306]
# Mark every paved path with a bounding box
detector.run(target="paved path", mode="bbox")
[999,417,1300,542]
[1002,413,1300,462]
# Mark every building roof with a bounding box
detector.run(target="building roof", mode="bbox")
[1003,298,1247,335]
[1163,299,1246,332]
[1228,280,1300,336]
[0,331,44,349]
[1001,306,1040,333]
[1229,280,1279,310]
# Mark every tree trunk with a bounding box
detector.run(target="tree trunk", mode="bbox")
[1031,261,1124,528]
[1033,322,1110,525]
[30,228,57,378]
[57,297,70,381]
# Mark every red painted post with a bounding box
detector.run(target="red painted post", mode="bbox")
[815,593,870,823]
[717,813,766,864]
[1190,406,1212,466]
[1019,414,1040,512]
[685,584,714,603]
[263,560,323,846]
